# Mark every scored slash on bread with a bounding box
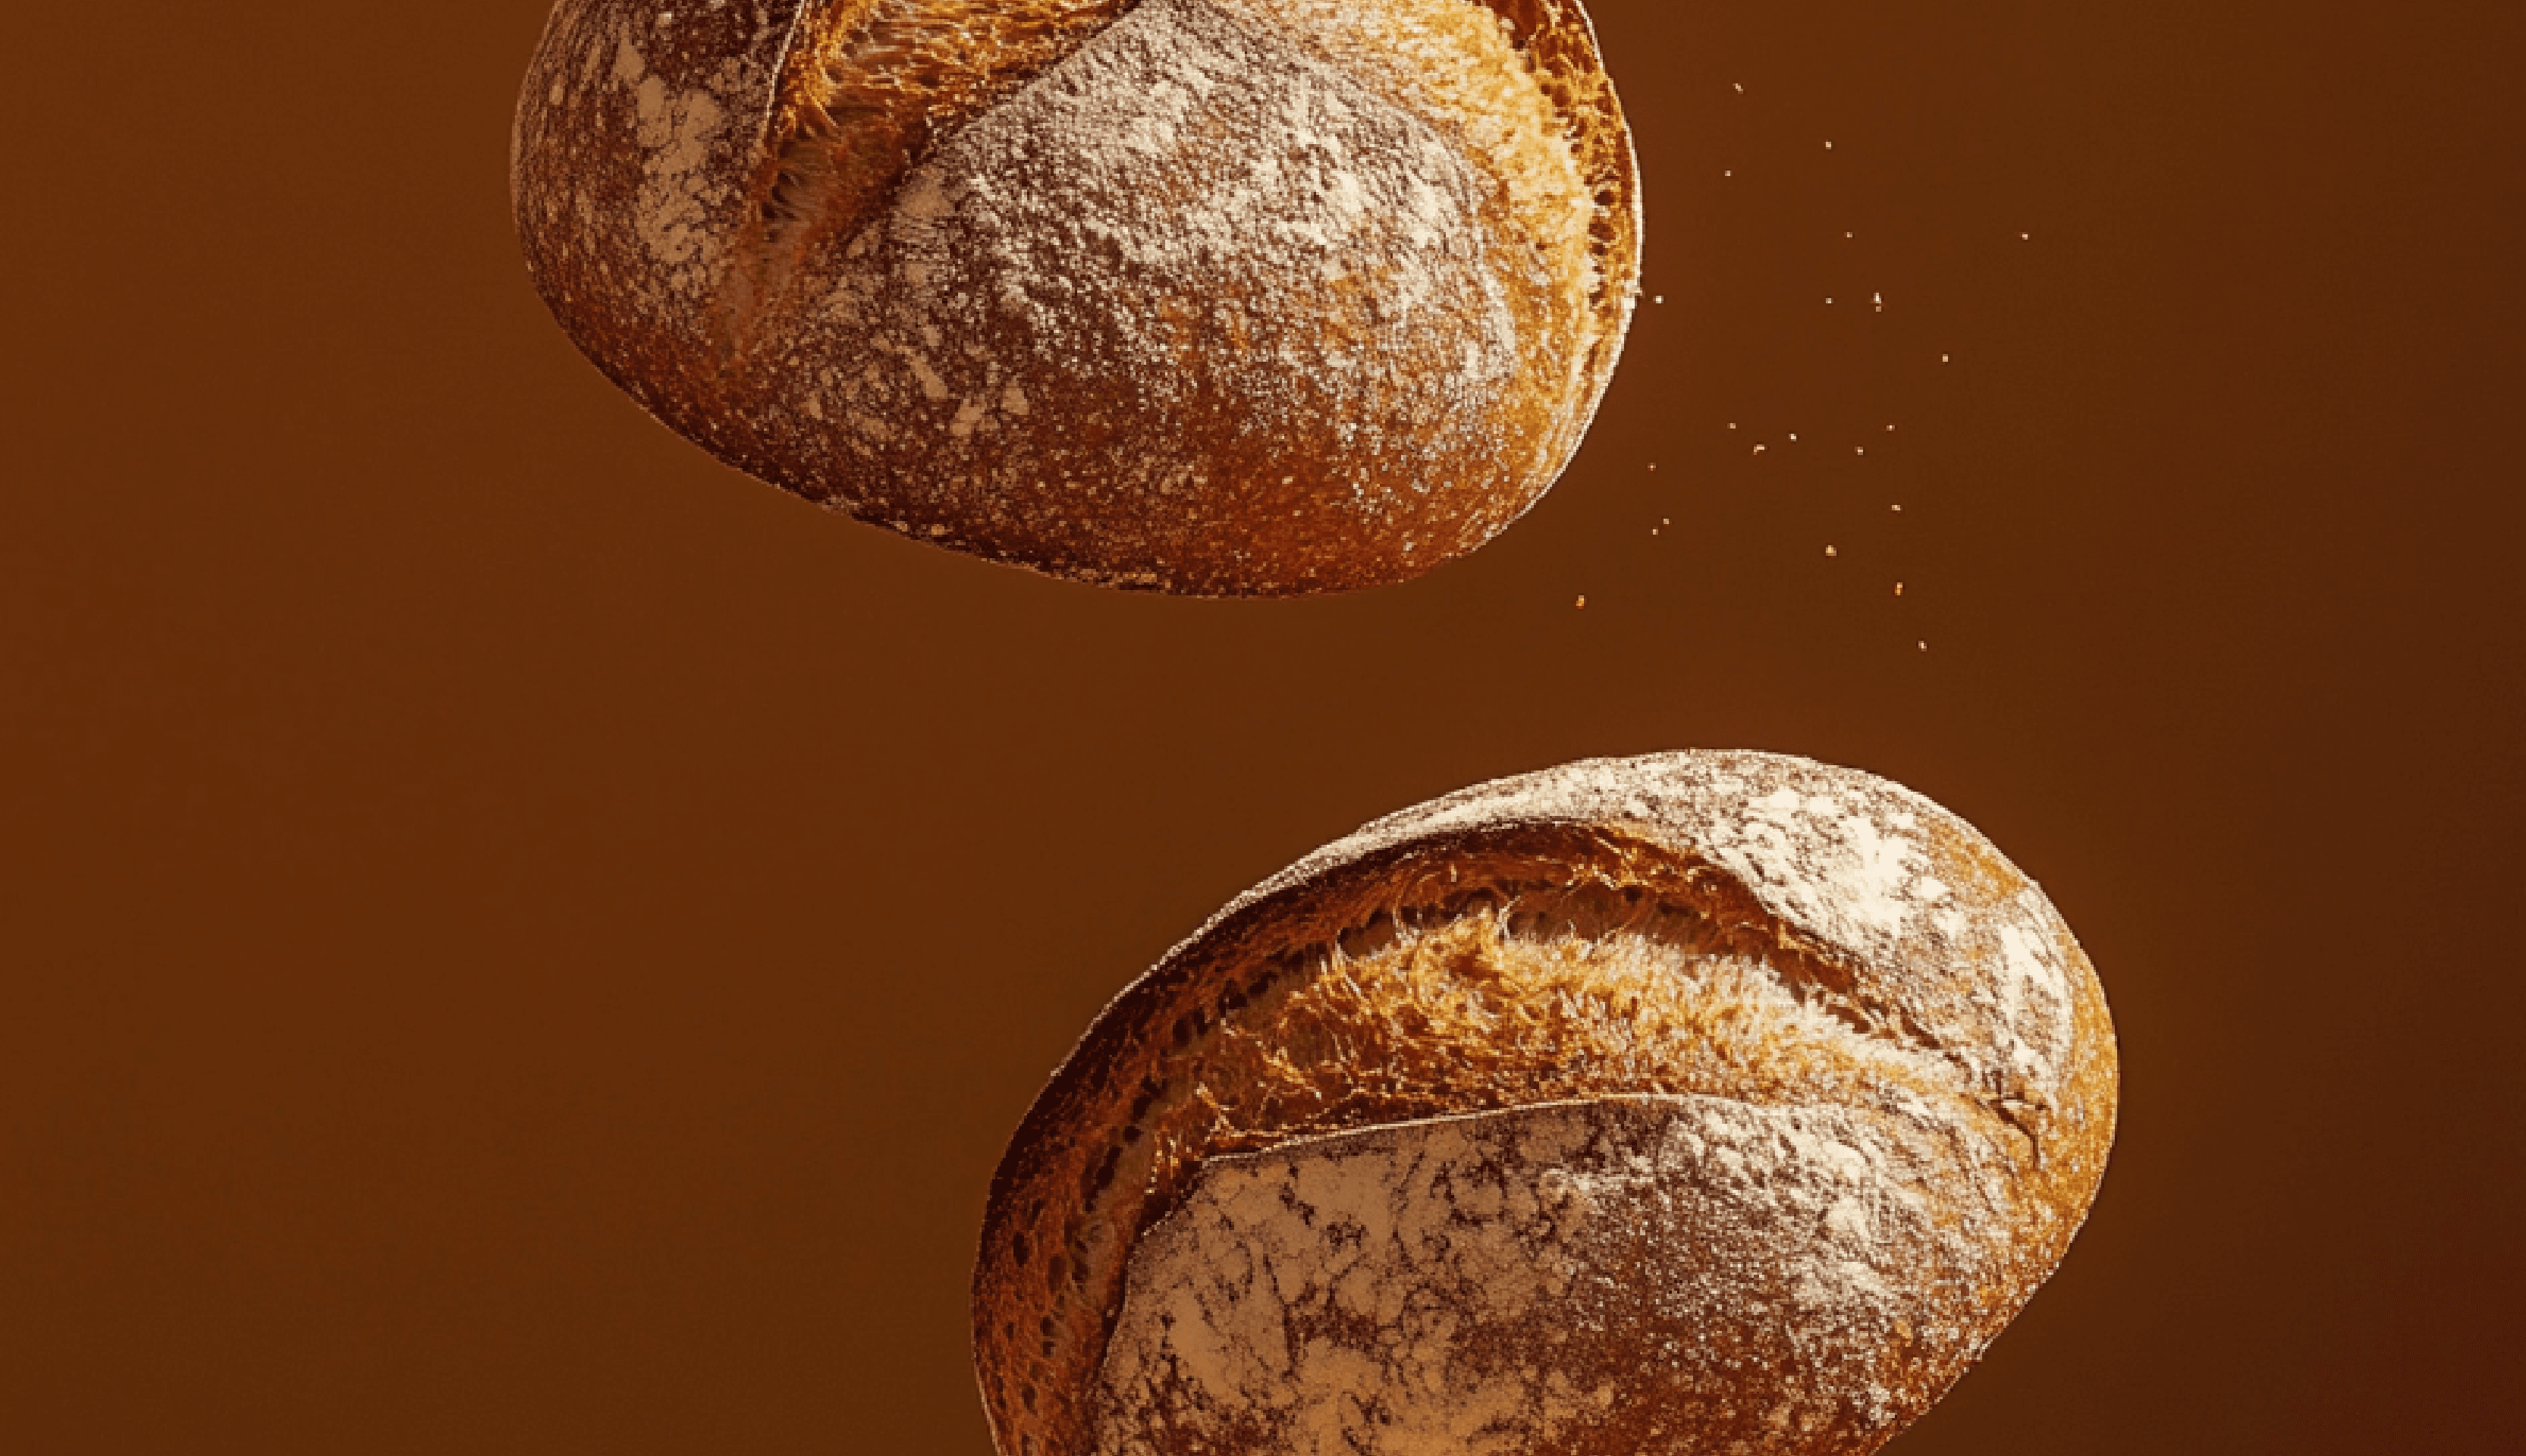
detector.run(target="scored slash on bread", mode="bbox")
[512,0,1639,595]
[974,751,2118,1456]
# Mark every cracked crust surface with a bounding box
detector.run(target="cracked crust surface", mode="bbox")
[1098,1097,1995,1456]
[511,0,1638,595]
[974,751,2117,1456]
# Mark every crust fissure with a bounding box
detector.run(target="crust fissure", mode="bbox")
[995,846,1993,1456]
[721,0,1139,356]
[971,753,2119,1456]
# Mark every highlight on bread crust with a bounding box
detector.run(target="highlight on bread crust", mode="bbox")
[511,0,1640,595]
[974,751,2118,1456]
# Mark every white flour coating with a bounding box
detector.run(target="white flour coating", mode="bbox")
[617,37,733,288]
[1092,1097,1990,1456]
[877,20,1516,382]
[1210,0,1595,284]
[1196,751,2081,1105]
[751,0,1541,582]
[514,2,800,392]
[1204,0,1607,432]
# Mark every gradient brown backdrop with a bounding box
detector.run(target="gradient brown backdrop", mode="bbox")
[4,1,2519,1450]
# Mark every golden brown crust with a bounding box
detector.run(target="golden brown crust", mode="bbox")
[973,752,2118,1456]
[512,0,1639,595]
[724,0,1141,359]
[511,2,807,444]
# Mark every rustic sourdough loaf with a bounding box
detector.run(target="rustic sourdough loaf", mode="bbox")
[976,751,2118,1456]
[512,0,1639,594]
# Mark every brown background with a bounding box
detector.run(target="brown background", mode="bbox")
[4,0,2519,1450]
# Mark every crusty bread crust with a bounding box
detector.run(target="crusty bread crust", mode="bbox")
[512,0,1638,595]
[974,751,2117,1456]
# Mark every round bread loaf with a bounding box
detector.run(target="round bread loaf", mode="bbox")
[511,0,1640,595]
[975,751,2117,1456]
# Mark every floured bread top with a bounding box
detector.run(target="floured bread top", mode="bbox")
[511,0,1640,593]
[727,0,1140,349]
[1094,1097,1990,1455]
[727,0,1617,389]
[735,0,1537,588]
[975,752,2117,1456]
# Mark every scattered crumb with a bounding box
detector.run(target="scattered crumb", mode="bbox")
[1752,444,1765,454]
[1824,544,1837,557]
[1574,595,1587,608]
[1894,582,1904,596]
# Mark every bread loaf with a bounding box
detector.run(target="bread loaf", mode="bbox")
[511,0,1640,595]
[974,751,2117,1456]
